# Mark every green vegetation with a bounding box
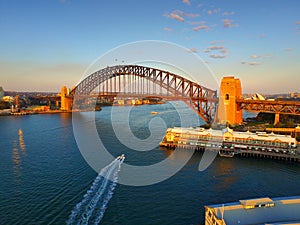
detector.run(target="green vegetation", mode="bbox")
[0,101,10,110]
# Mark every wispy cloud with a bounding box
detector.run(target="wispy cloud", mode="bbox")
[210,40,224,45]
[249,62,261,66]
[251,54,259,59]
[164,27,172,32]
[193,25,209,31]
[176,10,200,18]
[204,45,228,59]
[207,8,221,15]
[296,21,300,25]
[241,61,261,66]
[164,10,200,22]
[284,48,293,52]
[189,21,206,25]
[258,33,266,39]
[182,0,190,5]
[241,61,262,66]
[222,19,238,28]
[187,47,198,53]
[250,54,272,59]
[164,12,185,22]
[209,54,226,59]
[207,45,224,51]
[222,11,234,16]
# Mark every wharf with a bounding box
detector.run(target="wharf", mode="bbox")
[160,127,300,163]
[160,143,300,163]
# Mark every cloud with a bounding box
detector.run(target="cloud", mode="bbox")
[284,48,293,51]
[189,21,206,25]
[249,62,261,66]
[258,33,266,38]
[222,19,238,28]
[250,54,272,59]
[241,61,262,66]
[164,12,185,22]
[207,8,221,15]
[222,11,234,16]
[209,54,226,59]
[204,45,228,58]
[176,10,200,18]
[182,0,190,5]
[210,40,224,45]
[164,10,200,22]
[251,54,259,59]
[187,47,198,53]
[193,25,209,31]
[296,21,300,25]
[220,48,228,54]
[164,27,172,32]
[207,45,224,50]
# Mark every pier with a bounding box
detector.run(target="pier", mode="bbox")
[160,127,300,163]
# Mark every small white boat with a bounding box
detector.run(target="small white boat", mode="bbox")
[116,154,125,161]
[150,111,159,114]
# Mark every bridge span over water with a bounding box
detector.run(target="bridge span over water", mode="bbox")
[63,64,218,123]
[60,64,300,125]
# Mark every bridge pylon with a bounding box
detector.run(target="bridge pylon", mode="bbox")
[60,86,72,111]
[216,76,242,125]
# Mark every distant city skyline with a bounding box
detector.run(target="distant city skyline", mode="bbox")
[1,0,299,93]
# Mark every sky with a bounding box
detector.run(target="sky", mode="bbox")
[0,0,299,94]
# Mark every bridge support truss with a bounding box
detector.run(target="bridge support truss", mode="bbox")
[237,99,300,125]
[70,65,218,123]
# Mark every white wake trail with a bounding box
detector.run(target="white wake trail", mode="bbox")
[66,158,123,225]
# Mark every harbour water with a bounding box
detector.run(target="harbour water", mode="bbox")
[1,102,300,224]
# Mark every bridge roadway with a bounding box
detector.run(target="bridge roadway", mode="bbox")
[236,99,300,124]
[236,99,300,115]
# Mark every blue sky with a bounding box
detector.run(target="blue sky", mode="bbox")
[0,0,299,93]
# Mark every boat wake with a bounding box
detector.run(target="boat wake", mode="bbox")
[66,156,124,225]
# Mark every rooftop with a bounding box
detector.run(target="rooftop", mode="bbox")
[167,127,297,143]
[207,196,300,225]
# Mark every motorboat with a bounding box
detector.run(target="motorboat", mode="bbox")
[116,154,125,161]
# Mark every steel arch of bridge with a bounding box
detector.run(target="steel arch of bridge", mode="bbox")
[71,65,218,123]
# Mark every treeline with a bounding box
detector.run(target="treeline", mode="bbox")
[257,112,300,128]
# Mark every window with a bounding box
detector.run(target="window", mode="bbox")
[225,94,230,100]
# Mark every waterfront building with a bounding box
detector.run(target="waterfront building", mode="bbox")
[205,196,300,225]
[160,127,298,154]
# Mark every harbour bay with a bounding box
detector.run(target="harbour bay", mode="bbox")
[1,103,300,224]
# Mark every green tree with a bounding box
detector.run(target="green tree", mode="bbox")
[0,101,10,110]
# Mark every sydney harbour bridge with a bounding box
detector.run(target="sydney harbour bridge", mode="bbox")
[59,64,300,125]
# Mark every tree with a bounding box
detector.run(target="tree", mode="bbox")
[0,101,10,110]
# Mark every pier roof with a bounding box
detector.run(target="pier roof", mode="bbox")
[168,127,297,144]
[207,196,300,225]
